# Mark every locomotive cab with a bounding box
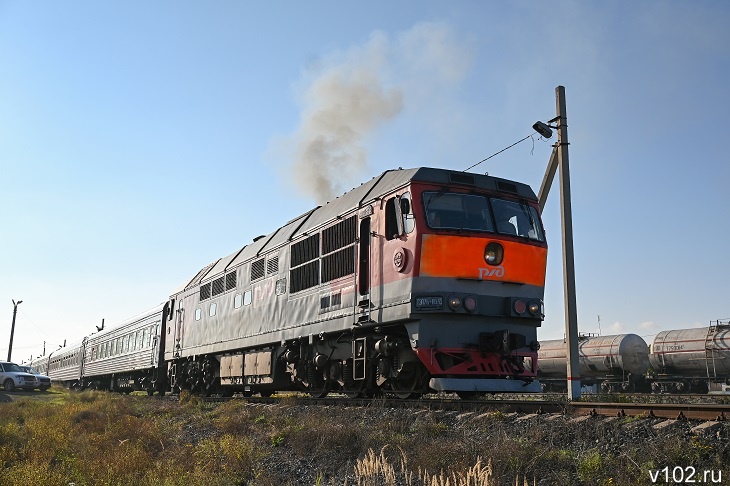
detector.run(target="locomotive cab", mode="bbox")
[394,180,546,395]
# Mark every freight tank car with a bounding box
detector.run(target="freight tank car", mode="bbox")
[163,167,548,398]
[649,320,730,393]
[538,334,650,392]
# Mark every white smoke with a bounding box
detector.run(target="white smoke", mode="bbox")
[281,23,473,204]
[609,321,625,333]
[638,321,658,331]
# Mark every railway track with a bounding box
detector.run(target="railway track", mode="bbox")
[201,394,730,422]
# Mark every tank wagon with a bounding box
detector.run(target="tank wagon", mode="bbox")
[32,167,549,398]
[649,320,730,394]
[537,334,650,392]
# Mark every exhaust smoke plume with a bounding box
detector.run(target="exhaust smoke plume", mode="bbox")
[281,23,472,204]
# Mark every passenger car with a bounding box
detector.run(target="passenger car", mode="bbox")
[0,362,40,391]
[19,365,52,391]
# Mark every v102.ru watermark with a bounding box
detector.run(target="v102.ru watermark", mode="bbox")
[649,467,722,484]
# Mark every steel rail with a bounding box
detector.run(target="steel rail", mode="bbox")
[202,395,730,421]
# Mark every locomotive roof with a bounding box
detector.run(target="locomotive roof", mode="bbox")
[175,167,537,292]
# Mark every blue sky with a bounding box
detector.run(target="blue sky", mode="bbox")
[1,1,728,361]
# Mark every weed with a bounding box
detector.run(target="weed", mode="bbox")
[577,450,603,483]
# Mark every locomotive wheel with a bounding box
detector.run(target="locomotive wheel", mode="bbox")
[389,373,421,399]
[388,363,423,399]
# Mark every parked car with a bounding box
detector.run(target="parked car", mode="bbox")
[0,362,39,391]
[18,365,52,392]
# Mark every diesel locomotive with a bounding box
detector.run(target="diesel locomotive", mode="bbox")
[32,167,548,398]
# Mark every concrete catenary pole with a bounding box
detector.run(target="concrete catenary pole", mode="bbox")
[8,299,22,362]
[555,86,581,400]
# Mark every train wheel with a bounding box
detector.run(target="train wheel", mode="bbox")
[456,391,483,400]
[388,363,422,399]
[389,374,420,399]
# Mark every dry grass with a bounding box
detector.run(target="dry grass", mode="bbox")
[1,388,728,485]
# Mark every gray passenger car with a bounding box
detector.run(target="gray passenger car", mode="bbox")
[0,362,40,391]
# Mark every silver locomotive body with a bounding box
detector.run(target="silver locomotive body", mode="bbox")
[538,334,650,392]
[164,167,547,397]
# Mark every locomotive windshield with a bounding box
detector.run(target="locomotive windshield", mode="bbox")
[423,191,544,242]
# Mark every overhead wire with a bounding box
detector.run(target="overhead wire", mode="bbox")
[463,131,544,173]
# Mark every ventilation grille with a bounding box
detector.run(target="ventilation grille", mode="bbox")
[320,295,330,309]
[291,234,320,267]
[322,216,356,254]
[449,173,475,185]
[212,276,225,297]
[322,246,355,283]
[497,181,518,194]
[251,259,265,281]
[225,272,237,291]
[267,256,279,275]
[290,260,319,293]
[199,282,211,301]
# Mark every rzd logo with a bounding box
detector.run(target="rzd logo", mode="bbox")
[479,266,505,279]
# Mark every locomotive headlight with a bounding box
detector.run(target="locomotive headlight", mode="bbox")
[464,296,477,312]
[484,242,504,266]
[448,296,462,310]
[528,301,541,315]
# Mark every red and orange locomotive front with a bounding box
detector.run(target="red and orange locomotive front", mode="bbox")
[367,170,546,394]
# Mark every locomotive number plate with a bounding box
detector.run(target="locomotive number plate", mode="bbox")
[416,296,443,309]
